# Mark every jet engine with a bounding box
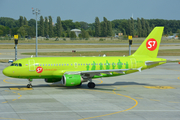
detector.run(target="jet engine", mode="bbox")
[62,74,82,86]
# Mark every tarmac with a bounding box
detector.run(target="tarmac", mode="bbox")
[0,45,180,60]
[0,62,180,120]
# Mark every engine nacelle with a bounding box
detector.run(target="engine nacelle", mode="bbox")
[62,74,82,86]
[44,78,61,83]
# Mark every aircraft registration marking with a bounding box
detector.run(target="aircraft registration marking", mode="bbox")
[146,38,157,51]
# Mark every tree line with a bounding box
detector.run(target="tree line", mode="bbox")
[0,16,180,39]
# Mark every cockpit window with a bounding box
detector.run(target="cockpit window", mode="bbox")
[10,63,15,66]
[10,63,22,67]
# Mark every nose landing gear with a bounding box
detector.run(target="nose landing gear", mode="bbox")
[27,79,33,88]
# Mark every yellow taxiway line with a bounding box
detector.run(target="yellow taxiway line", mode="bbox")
[78,87,138,120]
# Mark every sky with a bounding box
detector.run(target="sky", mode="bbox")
[0,0,180,23]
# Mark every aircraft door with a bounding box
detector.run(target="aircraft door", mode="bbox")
[74,62,78,68]
[130,58,137,69]
[29,59,35,71]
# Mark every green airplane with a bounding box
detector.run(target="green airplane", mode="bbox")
[3,27,166,88]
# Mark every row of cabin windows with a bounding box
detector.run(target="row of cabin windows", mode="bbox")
[35,63,126,67]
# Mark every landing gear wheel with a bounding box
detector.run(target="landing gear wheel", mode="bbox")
[88,82,95,88]
[27,79,33,88]
[27,84,32,88]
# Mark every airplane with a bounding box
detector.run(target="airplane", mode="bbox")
[2,27,166,88]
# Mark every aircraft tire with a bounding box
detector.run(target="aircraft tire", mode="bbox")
[88,82,95,88]
[27,84,32,88]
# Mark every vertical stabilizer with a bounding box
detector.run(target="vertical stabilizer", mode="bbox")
[132,27,164,58]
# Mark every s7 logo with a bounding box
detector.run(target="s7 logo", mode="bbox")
[146,39,157,51]
[36,67,43,73]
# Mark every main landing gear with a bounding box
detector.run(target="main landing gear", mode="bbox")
[87,82,95,88]
[27,79,33,88]
[87,78,95,88]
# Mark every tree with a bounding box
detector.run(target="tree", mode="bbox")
[81,29,89,39]
[28,26,35,37]
[61,20,74,31]
[80,22,88,30]
[101,17,108,37]
[107,21,112,36]
[19,16,24,27]
[141,18,147,37]
[145,21,150,35]
[87,28,95,37]
[128,19,131,35]
[95,17,100,37]
[70,31,76,40]
[0,25,10,36]
[116,19,128,35]
[24,17,28,26]
[0,17,17,28]
[0,30,3,36]
[56,16,62,37]
[137,18,142,37]
[11,27,19,36]
[44,17,49,37]
[74,22,80,28]
[39,16,44,37]
[177,29,180,39]
[130,17,134,36]
[66,28,71,38]
[17,25,28,38]
[48,16,54,37]
[28,19,36,28]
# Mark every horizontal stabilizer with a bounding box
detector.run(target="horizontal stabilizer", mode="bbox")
[145,61,166,66]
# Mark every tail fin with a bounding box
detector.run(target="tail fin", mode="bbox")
[132,27,164,58]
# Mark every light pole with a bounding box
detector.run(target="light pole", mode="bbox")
[32,8,40,57]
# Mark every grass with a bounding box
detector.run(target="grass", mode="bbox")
[0,59,14,63]
[1,44,180,49]
[0,37,180,44]
[21,49,180,56]
[0,45,140,49]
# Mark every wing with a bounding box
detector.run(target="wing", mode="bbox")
[64,68,142,78]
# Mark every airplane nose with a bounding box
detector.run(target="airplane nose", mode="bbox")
[3,67,10,77]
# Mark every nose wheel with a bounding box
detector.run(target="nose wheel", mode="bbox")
[27,84,32,88]
[27,79,33,88]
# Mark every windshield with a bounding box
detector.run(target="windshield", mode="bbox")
[10,63,22,67]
